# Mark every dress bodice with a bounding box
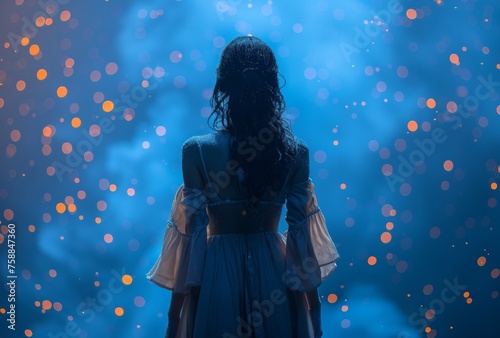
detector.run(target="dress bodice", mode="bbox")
[190,130,294,235]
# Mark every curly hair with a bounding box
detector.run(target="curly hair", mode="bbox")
[209,36,296,199]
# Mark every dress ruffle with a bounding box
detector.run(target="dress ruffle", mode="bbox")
[146,185,208,295]
[284,178,340,291]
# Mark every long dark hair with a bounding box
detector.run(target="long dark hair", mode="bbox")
[209,36,296,199]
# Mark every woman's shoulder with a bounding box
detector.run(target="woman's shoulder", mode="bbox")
[182,131,226,152]
[183,132,308,154]
[291,135,308,156]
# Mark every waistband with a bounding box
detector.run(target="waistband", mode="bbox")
[207,203,282,235]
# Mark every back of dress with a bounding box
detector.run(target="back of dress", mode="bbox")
[147,131,339,338]
[189,130,294,236]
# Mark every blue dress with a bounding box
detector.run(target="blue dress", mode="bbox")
[147,133,339,338]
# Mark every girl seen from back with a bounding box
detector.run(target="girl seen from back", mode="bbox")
[147,35,339,338]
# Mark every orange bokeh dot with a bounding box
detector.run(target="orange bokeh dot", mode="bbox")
[104,233,113,243]
[46,18,53,25]
[425,309,435,320]
[6,144,17,157]
[57,86,68,98]
[84,151,94,162]
[102,100,114,113]
[60,10,71,22]
[11,130,21,142]
[29,44,40,56]
[426,98,436,109]
[95,217,102,224]
[4,209,14,220]
[406,9,417,20]
[42,300,52,310]
[89,124,101,137]
[423,284,433,295]
[407,120,418,132]
[367,256,377,265]
[71,117,81,128]
[62,142,73,154]
[49,269,57,277]
[25,329,33,337]
[340,183,346,190]
[67,204,77,213]
[97,200,107,211]
[109,184,117,192]
[446,101,457,113]
[443,160,454,171]
[386,222,394,230]
[466,298,473,304]
[42,144,52,155]
[43,125,54,137]
[21,37,30,46]
[380,231,392,244]
[65,58,75,68]
[115,307,124,316]
[105,62,119,75]
[491,183,497,190]
[327,294,338,303]
[35,16,45,27]
[382,164,393,176]
[122,274,133,285]
[28,225,36,232]
[127,188,135,196]
[449,53,460,65]
[37,68,48,80]
[477,256,486,267]
[46,166,55,176]
[16,80,26,91]
[56,203,66,213]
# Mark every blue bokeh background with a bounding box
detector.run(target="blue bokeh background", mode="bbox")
[1,0,499,337]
